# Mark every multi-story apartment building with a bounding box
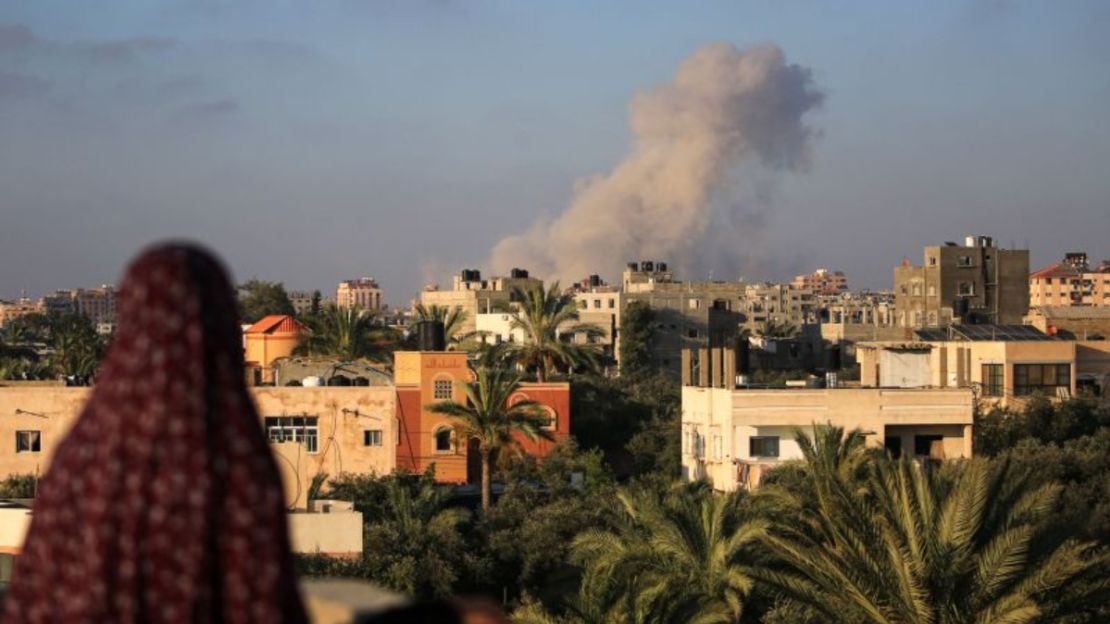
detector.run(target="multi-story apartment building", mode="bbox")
[419,269,541,334]
[571,276,624,367]
[680,344,975,491]
[738,282,818,333]
[0,295,41,328]
[1029,253,1110,308]
[894,235,1029,328]
[855,324,1110,408]
[336,278,384,311]
[39,286,117,326]
[287,290,317,317]
[792,268,848,294]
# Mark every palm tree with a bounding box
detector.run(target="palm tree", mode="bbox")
[411,303,470,346]
[298,304,385,361]
[504,282,603,382]
[48,313,102,381]
[570,482,767,624]
[757,426,1109,624]
[426,366,554,510]
[756,319,797,339]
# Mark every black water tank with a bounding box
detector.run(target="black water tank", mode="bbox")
[658,262,668,272]
[627,262,639,271]
[352,376,370,387]
[735,335,751,374]
[417,320,447,351]
[327,375,351,386]
[641,261,654,272]
[510,268,529,279]
[589,274,601,287]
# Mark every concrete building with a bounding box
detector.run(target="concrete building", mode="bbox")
[855,324,1110,408]
[394,350,569,484]
[0,296,41,329]
[738,282,819,333]
[571,279,623,367]
[336,278,383,311]
[793,268,848,294]
[1024,306,1110,340]
[894,235,1029,328]
[288,290,318,317]
[0,386,398,511]
[39,286,117,325]
[680,345,975,492]
[244,315,307,385]
[419,269,542,334]
[1029,253,1110,308]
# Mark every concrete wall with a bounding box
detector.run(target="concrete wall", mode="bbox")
[0,387,397,510]
[0,506,31,555]
[681,385,974,492]
[287,511,363,557]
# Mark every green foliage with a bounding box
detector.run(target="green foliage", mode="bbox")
[411,303,470,345]
[618,301,655,380]
[975,397,1110,456]
[570,481,767,623]
[756,425,1109,624]
[0,312,104,381]
[238,278,295,322]
[297,304,395,362]
[755,319,798,339]
[298,471,472,599]
[504,282,603,382]
[0,474,36,498]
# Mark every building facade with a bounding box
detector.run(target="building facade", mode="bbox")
[244,315,307,385]
[336,278,383,311]
[394,350,570,483]
[792,268,848,294]
[1029,253,1110,308]
[680,345,975,492]
[419,269,542,334]
[894,235,1029,328]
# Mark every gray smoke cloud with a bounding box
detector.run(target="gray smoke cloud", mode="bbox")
[488,42,823,284]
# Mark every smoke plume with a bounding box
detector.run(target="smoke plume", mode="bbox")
[488,42,823,283]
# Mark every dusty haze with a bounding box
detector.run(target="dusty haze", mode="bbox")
[488,42,824,285]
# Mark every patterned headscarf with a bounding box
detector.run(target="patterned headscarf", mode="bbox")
[3,243,308,623]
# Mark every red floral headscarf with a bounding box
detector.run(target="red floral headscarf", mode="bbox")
[3,243,307,623]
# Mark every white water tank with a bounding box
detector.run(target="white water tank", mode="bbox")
[302,376,323,387]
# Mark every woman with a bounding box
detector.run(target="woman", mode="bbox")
[3,243,307,623]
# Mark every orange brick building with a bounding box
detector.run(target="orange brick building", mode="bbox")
[244,315,307,384]
[394,351,570,484]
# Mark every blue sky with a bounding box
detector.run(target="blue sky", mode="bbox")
[1,1,1107,304]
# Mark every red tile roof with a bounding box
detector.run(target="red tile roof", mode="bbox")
[1029,262,1081,280]
[245,315,306,335]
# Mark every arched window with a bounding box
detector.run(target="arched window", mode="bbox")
[432,374,454,400]
[540,406,557,431]
[434,427,452,453]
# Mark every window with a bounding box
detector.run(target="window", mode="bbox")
[912,284,921,296]
[914,435,944,458]
[884,436,902,459]
[688,299,701,309]
[593,299,601,309]
[433,378,453,400]
[608,299,615,309]
[982,364,1003,397]
[749,436,779,458]
[363,430,383,447]
[540,406,557,431]
[927,285,936,297]
[687,329,699,338]
[15,431,40,453]
[264,416,318,453]
[434,428,452,452]
[958,282,975,296]
[927,257,937,266]
[958,255,974,267]
[1014,363,1070,396]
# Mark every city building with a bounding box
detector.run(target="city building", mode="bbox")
[287,290,318,317]
[894,235,1029,328]
[571,277,623,367]
[0,295,41,329]
[1029,253,1110,308]
[244,315,307,385]
[336,278,384,311]
[793,268,848,294]
[39,286,117,325]
[394,348,569,484]
[1024,306,1110,340]
[855,324,1110,407]
[680,345,975,492]
[418,269,541,334]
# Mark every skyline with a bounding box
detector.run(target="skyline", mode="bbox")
[1,1,1108,306]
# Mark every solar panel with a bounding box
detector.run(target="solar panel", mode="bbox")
[914,324,1055,342]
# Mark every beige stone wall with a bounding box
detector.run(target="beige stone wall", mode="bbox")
[681,385,974,492]
[0,507,32,554]
[0,387,397,510]
[287,511,363,556]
